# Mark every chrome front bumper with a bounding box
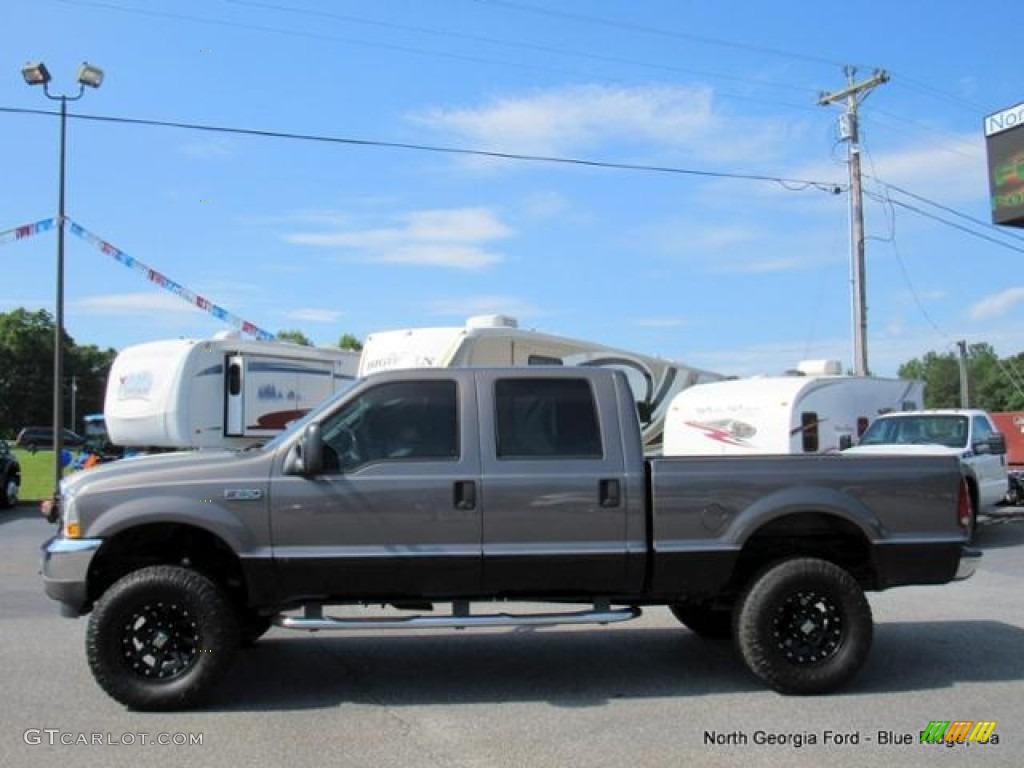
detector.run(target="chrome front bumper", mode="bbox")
[40,536,103,616]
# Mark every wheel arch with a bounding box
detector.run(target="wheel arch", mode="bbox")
[86,522,249,611]
[728,509,877,596]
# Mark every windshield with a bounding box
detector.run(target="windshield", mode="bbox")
[858,414,968,448]
[259,380,359,452]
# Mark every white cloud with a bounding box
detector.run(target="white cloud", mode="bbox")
[796,134,987,205]
[405,209,512,241]
[376,244,501,269]
[637,216,837,275]
[283,308,343,324]
[285,207,513,270]
[413,84,797,165]
[72,292,204,316]
[968,287,1024,319]
[520,191,571,220]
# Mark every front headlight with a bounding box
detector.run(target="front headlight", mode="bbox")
[61,486,81,539]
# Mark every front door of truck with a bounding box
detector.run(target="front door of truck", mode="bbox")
[476,371,636,595]
[971,414,1008,509]
[270,376,482,599]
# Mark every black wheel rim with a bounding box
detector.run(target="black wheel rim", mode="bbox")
[120,601,199,680]
[771,589,843,664]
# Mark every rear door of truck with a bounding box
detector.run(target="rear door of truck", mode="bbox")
[475,369,646,594]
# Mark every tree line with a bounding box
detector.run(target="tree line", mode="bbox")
[0,309,364,439]
[898,342,1024,411]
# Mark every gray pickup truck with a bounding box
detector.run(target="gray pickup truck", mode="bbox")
[41,367,977,710]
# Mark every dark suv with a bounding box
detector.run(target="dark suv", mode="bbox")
[14,427,86,452]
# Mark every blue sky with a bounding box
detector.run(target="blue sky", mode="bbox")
[2,0,1023,377]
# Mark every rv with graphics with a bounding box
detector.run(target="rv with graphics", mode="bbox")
[663,361,924,456]
[105,333,360,450]
[358,314,725,450]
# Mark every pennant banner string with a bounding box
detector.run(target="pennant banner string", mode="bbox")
[1,217,275,340]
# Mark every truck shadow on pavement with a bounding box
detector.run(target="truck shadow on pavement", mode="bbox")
[975,512,1024,549]
[209,619,1024,711]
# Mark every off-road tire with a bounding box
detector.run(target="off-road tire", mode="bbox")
[734,557,872,695]
[86,565,239,710]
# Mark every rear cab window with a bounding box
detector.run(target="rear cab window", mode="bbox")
[494,378,603,459]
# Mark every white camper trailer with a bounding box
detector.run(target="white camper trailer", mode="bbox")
[663,360,924,456]
[105,333,360,449]
[359,314,725,450]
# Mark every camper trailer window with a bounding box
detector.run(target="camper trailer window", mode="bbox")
[527,354,563,366]
[800,412,820,453]
[227,361,242,396]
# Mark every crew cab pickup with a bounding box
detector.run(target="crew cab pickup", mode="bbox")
[41,367,978,710]
[844,408,1008,536]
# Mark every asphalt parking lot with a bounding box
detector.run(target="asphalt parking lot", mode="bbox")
[2,505,1022,768]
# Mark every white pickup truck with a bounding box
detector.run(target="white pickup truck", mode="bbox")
[844,408,1008,536]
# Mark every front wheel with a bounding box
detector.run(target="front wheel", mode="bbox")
[86,565,240,711]
[734,558,872,695]
[0,471,17,508]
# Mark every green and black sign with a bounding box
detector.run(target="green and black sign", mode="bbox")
[985,101,1024,227]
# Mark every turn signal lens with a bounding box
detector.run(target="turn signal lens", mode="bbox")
[64,521,81,539]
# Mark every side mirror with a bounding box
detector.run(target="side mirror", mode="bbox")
[987,433,1007,456]
[285,423,323,475]
[838,435,853,450]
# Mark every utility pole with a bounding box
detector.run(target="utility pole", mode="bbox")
[957,340,971,408]
[820,66,889,377]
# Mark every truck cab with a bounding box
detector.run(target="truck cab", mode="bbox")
[844,408,1008,531]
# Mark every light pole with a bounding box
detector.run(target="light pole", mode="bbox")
[22,60,103,500]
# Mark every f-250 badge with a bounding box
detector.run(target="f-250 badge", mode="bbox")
[223,489,263,501]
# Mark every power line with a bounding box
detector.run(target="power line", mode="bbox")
[872,188,951,342]
[866,109,981,160]
[52,0,612,82]
[472,0,860,69]
[864,189,1024,256]
[224,0,821,97]
[873,179,1024,246]
[0,104,846,192]
[54,0,825,115]
[888,76,989,116]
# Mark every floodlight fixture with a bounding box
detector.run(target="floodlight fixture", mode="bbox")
[77,62,103,89]
[22,61,52,86]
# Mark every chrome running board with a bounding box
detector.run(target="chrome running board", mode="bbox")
[273,601,641,631]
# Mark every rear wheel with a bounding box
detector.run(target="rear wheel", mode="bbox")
[734,558,872,695]
[668,603,732,639]
[86,565,239,710]
[967,498,978,542]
